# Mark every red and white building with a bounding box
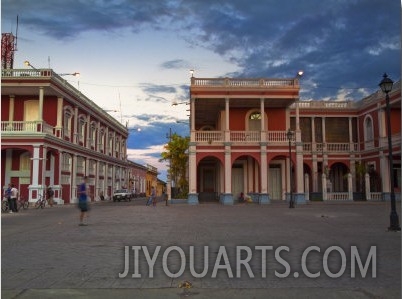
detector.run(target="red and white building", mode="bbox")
[188,76,401,204]
[1,68,149,204]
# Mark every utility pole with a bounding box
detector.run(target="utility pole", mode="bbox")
[166,128,172,205]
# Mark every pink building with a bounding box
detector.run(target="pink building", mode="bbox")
[188,76,401,204]
[1,68,149,204]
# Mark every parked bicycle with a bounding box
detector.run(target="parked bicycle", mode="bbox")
[17,196,29,210]
[2,197,9,213]
[35,194,46,209]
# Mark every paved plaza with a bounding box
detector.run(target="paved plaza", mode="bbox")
[1,199,401,298]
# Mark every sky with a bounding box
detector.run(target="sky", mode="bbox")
[1,0,401,181]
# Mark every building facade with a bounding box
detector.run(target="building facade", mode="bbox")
[1,68,154,204]
[188,77,401,204]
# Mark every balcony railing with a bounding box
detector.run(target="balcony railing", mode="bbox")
[195,130,290,143]
[192,78,298,88]
[1,121,52,134]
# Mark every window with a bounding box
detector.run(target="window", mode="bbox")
[78,117,86,144]
[99,129,105,153]
[248,111,262,131]
[250,112,261,120]
[62,153,72,172]
[20,153,31,171]
[77,156,85,174]
[90,122,97,148]
[63,109,73,140]
[364,116,374,142]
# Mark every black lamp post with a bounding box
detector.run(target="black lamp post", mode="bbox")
[287,128,295,208]
[379,73,400,231]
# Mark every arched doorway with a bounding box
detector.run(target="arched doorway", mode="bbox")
[232,155,260,202]
[197,156,223,202]
[329,162,349,192]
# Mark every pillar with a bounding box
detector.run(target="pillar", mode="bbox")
[187,142,198,204]
[221,143,233,205]
[259,144,270,204]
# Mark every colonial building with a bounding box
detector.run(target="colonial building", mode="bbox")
[188,76,401,204]
[1,67,156,204]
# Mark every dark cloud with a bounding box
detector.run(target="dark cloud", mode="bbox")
[160,59,192,70]
[2,0,400,101]
[140,84,176,94]
[127,120,189,149]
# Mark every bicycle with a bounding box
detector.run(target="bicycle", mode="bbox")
[35,194,46,209]
[17,196,29,210]
[2,197,9,213]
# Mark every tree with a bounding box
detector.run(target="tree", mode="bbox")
[160,133,190,198]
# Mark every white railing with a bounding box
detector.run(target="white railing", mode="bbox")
[192,78,297,88]
[368,192,382,201]
[2,121,42,132]
[303,142,359,153]
[230,131,260,142]
[195,130,294,143]
[195,131,224,142]
[292,101,355,109]
[326,193,351,200]
[326,143,351,152]
[267,131,290,142]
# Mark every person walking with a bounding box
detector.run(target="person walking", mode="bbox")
[10,184,18,213]
[78,176,89,226]
[151,186,157,207]
[47,186,54,207]
[4,183,12,212]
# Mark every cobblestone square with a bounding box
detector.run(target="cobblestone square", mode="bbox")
[1,200,401,298]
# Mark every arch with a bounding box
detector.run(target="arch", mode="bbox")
[197,156,223,202]
[363,115,374,143]
[329,162,349,192]
[245,109,268,131]
[232,154,261,197]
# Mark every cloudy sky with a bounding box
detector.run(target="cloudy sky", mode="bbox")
[2,0,400,180]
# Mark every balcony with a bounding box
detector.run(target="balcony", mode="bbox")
[194,130,291,144]
[1,121,54,135]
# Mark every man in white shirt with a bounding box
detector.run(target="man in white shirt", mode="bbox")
[10,184,18,213]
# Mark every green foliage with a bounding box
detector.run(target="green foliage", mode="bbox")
[160,133,190,197]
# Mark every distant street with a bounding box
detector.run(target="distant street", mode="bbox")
[1,199,401,299]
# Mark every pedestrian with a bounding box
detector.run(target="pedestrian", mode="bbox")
[4,183,11,212]
[78,176,89,226]
[146,186,156,207]
[151,186,157,207]
[47,186,54,207]
[10,184,18,213]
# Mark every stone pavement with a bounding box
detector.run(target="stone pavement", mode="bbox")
[1,199,401,298]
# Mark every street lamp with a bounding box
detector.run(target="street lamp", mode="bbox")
[379,73,400,231]
[287,128,295,208]
[24,60,39,71]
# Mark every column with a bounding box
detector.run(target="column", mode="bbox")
[9,95,15,122]
[349,117,356,192]
[39,87,44,121]
[71,154,77,203]
[312,117,318,192]
[187,143,198,204]
[295,101,306,204]
[86,114,91,148]
[225,98,230,142]
[28,145,42,203]
[74,107,78,144]
[55,97,63,137]
[190,97,195,142]
[260,98,266,142]
[259,145,269,204]
[380,151,391,200]
[221,143,233,205]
